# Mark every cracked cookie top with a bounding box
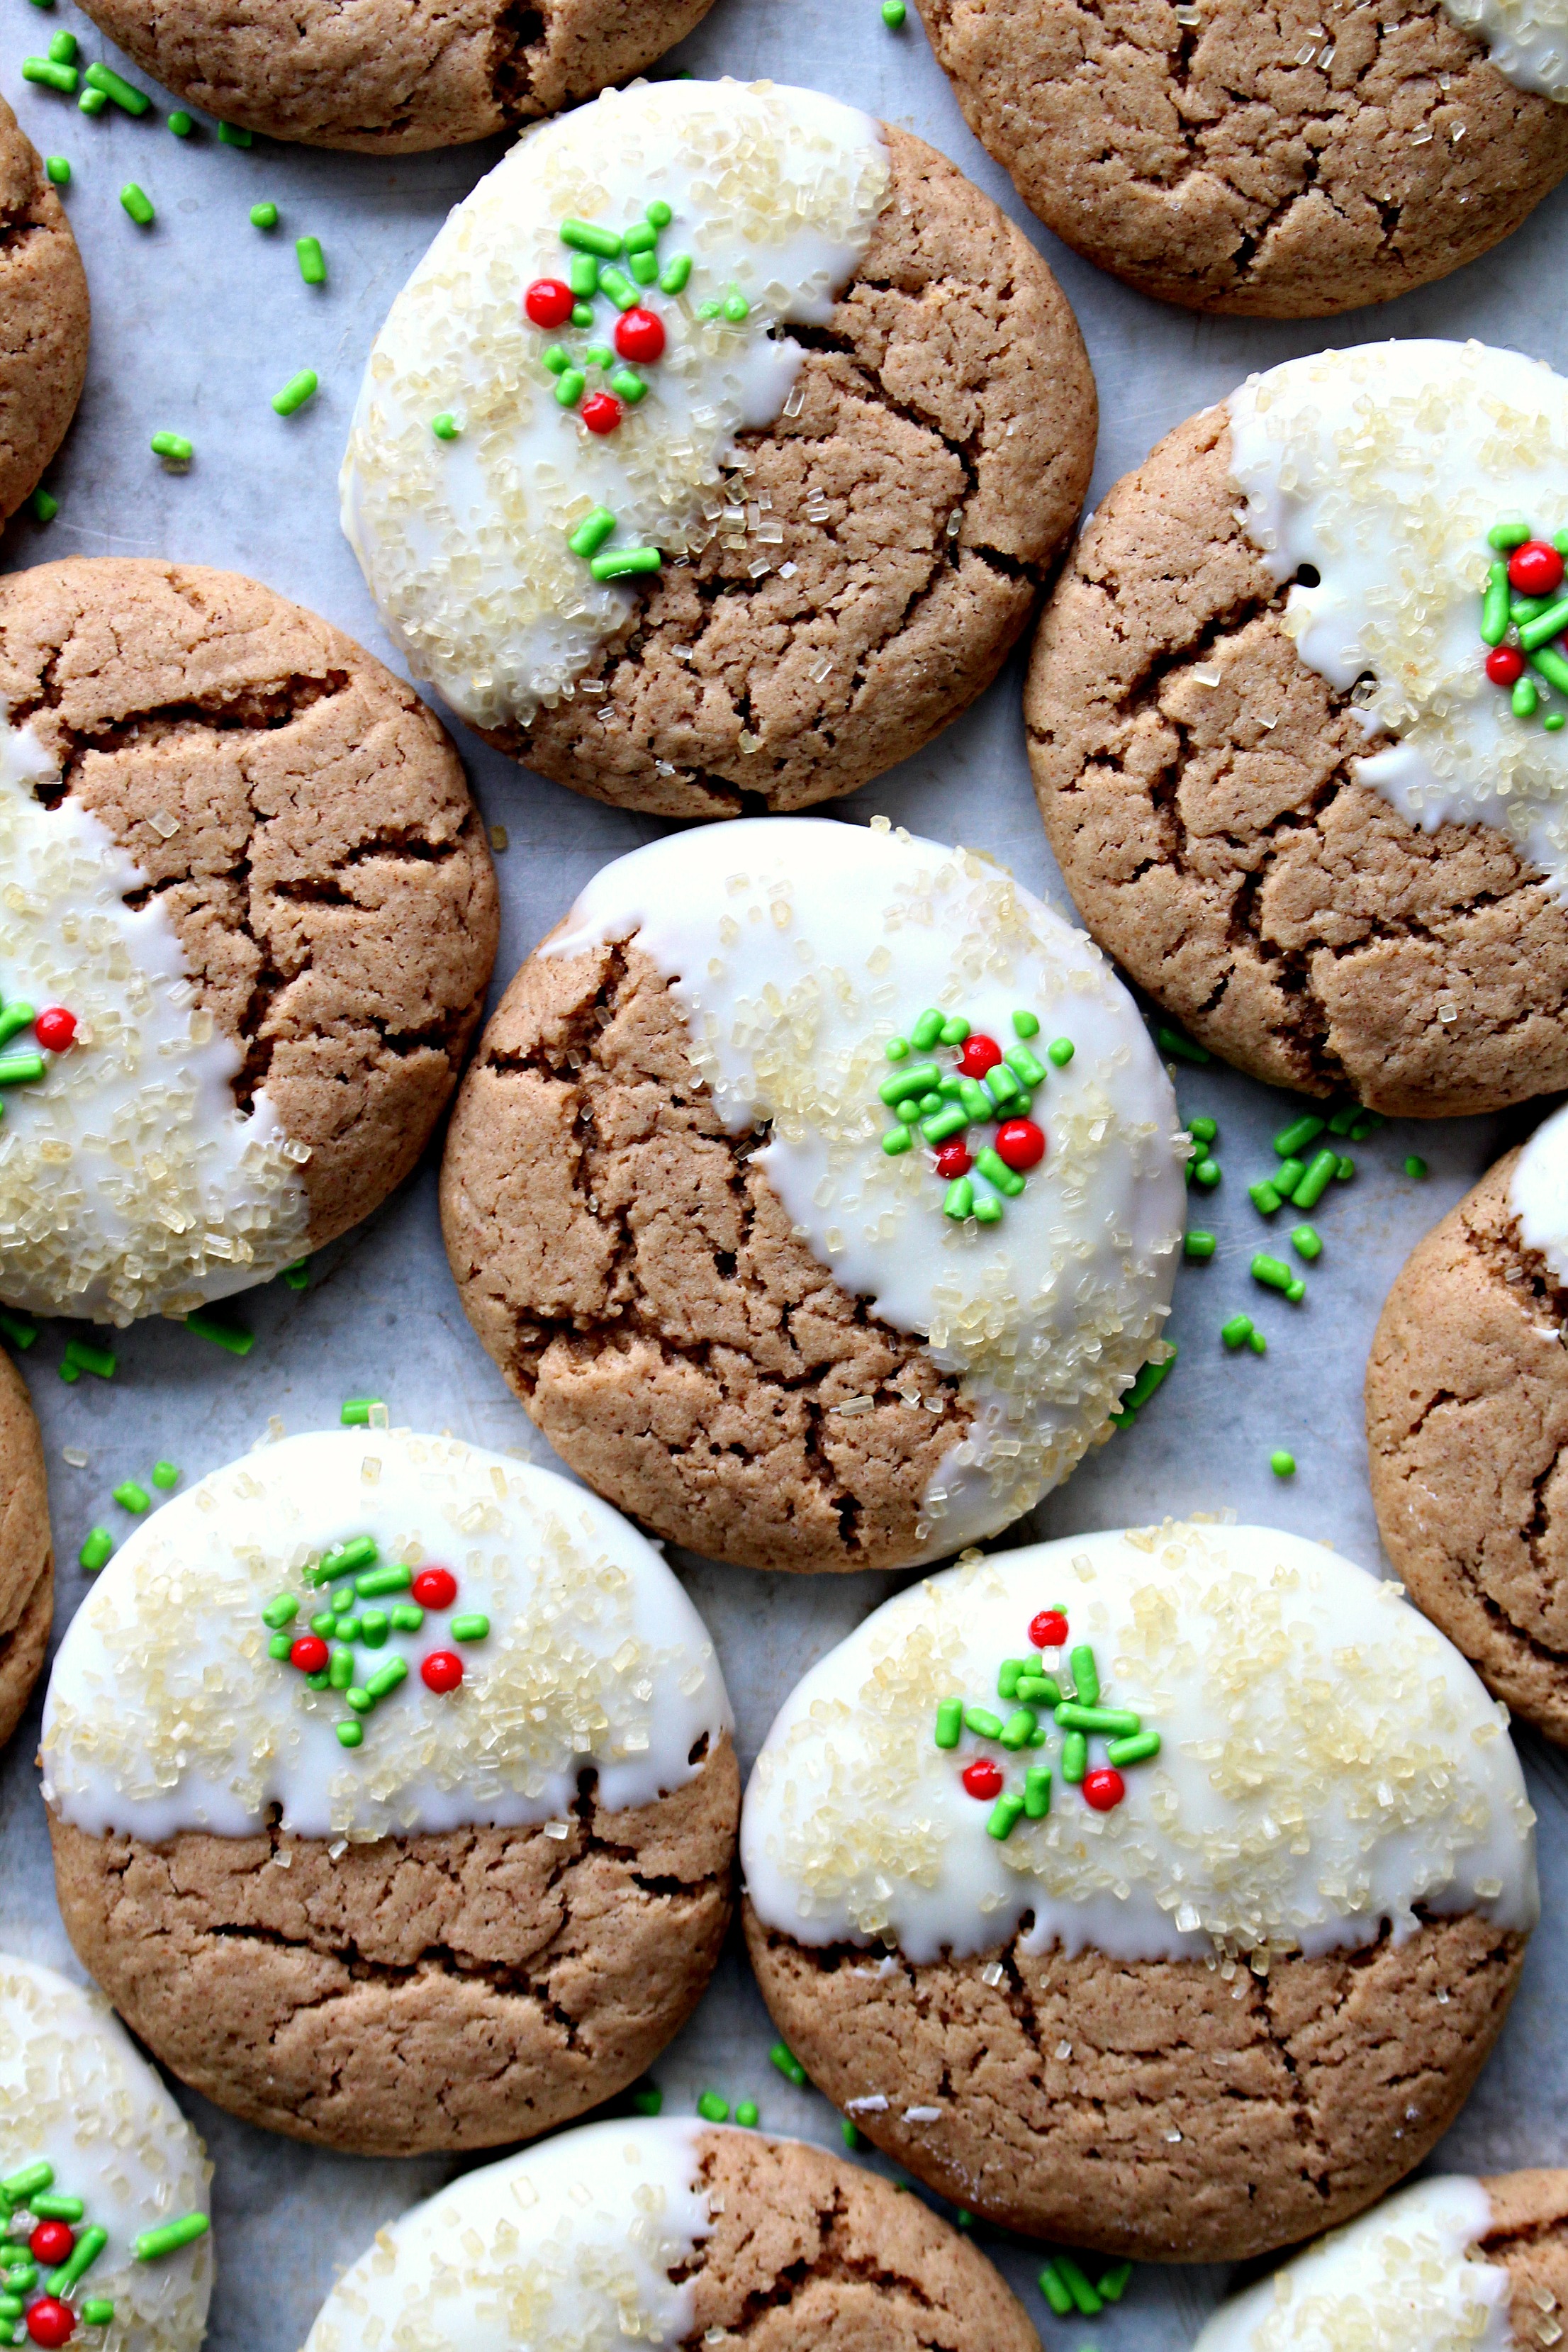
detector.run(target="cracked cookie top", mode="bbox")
[1513,1099,1568,1284]
[740,1522,1539,1966]
[40,1428,731,1844]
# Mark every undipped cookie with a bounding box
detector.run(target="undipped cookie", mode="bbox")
[41,1428,738,2156]
[741,1521,1537,2261]
[917,0,1568,315]
[342,78,1095,818]
[0,96,87,521]
[1366,1103,1568,1745]
[0,1345,50,1754]
[1028,340,1568,1115]
[0,558,498,1325]
[301,2117,1039,2352]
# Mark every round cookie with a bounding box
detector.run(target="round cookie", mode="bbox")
[0,558,498,1324]
[301,2116,1038,2352]
[0,1951,213,2352]
[342,79,1094,819]
[917,0,1568,317]
[74,0,716,155]
[0,1346,50,1754]
[41,1428,738,2156]
[1366,1104,1568,1745]
[440,817,1185,1575]
[740,1522,1538,2262]
[1028,340,1568,1115]
[1194,2171,1568,2349]
[0,98,87,520]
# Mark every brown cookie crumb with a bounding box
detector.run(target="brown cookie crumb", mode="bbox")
[0,1348,50,1753]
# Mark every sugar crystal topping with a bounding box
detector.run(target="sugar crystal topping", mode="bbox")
[1440,0,1568,102]
[1512,1099,1568,1289]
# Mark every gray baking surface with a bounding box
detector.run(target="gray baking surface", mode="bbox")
[0,3,1564,2344]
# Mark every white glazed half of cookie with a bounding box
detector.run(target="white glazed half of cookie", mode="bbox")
[741,1523,1538,2262]
[0,1953,212,2352]
[40,1430,738,2157]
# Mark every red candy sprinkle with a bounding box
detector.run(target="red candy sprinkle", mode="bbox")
[421,1651,464,1695]
[956,1034,1002,1080]
[1508,539,1564,598]
[934,1142,973,1179]
[410,1568,457,1610]
[581,391,623,435]
[1082,1766,1126,1813]
[961,1758,1003,1801]
[30,2222,74,2266]
[994,1118,1046,1172]
[615,306,666,364]
[26,2302,76,2349]
[34,1007,76,1052]
[289,1634,329,1675]
[1029,1609,1068,1648]
[523,277,574,329]
[1486,644,1526,686]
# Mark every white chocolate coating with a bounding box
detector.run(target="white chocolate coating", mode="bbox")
[1192,2177,1513,2352]
[342,79,889,732]
[301,2117,711,2352]
[41,1430,732,1845]
[740,1523,1539,1966]
[0,1954,212,2352]
[0,713,306,1326]
[1228,340,1568,897]
[547,818,1186,1552]
[1512,1100,1568,1287]
[1442,0,1568,102]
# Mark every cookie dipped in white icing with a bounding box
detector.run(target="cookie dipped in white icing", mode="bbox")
[0,709,306,1326]
[41,1429,731,1845]
[546,817,1187,1553]
[1443,0,1568,102]
[1513,1099,1568,1287]
[740,1522,1538,1966]
[1227,340,1568,896]
[0,1954,212,2352]
[1192,2177,1512,2352]
[301,2118,711,2352]
[342,79,889,733]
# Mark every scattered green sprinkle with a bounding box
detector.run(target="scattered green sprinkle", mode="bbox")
[1274,1112,1326,1157]
[340,1397,383,1426]
[696,2090,729,2122]
[450,1611,489,1641]
[1183,1229,1216,1260]
[335,1720,363,1747]
[987,1791,1024,1839]
[296,234,325,284]
[0,1309,38,1350]
[78,1527,113,1572]
[281,1257,309,1289]
[389,1602,424,1632]
[50,2223,108,2292]
[23,56,78,91]
[78,87,107,113]
[1055,2256,1103,2317]
[1405,1154,1429,1180]
[1046,1036,1075,1067]
[882,0,907,24]
[599,264,637,310]
[81,2303,115,2328]
[249,200,279,228]
[610,366,646,403]
[721,291,749,322]
[1155,1024,1209,1064]
[1251,1253,1294,1294]
[1248,1178,1283,1215]
[736,2100,759,2127]
[217,120,252,145]
[28,486,58,522]
[841,2117,861,2149]
[85,60,150,112]
[271,369,318,415]
[590,544,661,581]
[934,1696,963,1748]
[1270,1449,1297,1477]
[1106,1729,1161,1766]
[183,1309,253,1353]
[1335,1155,1355,1181]
[1291,1223,1322,1261]
[561,215,622,257]
[1039,2263,1073,2317]
[1189,1114,1218,1143]
[261,1594,298,1630]
[148,1460,180,1491]
[659,252,692,294]
[167,108,192,134]
[64,1336,116,1378]
[112,1479,150,1513]
[119,181,155,225]
[354,1562,412,1597]
[430,410,460,440]
[364,1656,408,1703]
[46,27,77,60]
[150,430,193,464]
[568,505,617,559]
[1191,1155,1221,1189]
[963,1704,1003,1739]
[1221,1313,1255,1349]
[630,2084,663,2115]
[1488,516,1531,550]
[45,155,70,183]
[770,2041,807,2085]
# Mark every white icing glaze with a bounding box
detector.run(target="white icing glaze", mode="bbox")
[1442,0,1568,103]
[342,79,889,732]
[301,2117,711,2352]
[1192,2177,1512,2352]
[41,1430,732,1844]
[0,1954,212,2352]
[1228,340,1568,897]
[1512,1101,1568,1288]
[739,1523,1539,1966]
[547,818,1186,1552]
[0,713,307,1325]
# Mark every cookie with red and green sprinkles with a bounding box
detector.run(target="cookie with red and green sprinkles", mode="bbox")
[342,77,1095,818]
[40,1427,738,2156]
[0,1345,50,1754]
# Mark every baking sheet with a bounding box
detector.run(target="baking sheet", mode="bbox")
[1,3,1566,2343]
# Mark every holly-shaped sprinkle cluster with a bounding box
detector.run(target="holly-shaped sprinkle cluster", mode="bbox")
[1,2158,207,2347]
[879,1007,1075,1226]
[1479,515,1568,729]
[260,1535,490,1753]
[933,1606,1160,1842]
[0,997,76,1123]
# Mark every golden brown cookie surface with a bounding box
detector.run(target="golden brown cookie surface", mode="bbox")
[0,1348,49,1754]
[0,96,88,519]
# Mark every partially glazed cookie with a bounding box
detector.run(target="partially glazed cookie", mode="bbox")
[343,79,1094,819]
[1029,341,1568,1114]
[0,1348,49,1753]
[440,818,1185,1574]
[0,96,88,519]
[918,0,1568,315]
[0,559,498,1324]
[1367,1104,1568,1744]
[1194,2171,1568,2349]
[41,1429,737,2156]
[0,1952,213,2352]
[301,2117,1038,2352]
[741,1523,1538,2261]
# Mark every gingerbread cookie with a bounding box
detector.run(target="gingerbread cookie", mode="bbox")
[75,0,715,155]
[917,0,1568,316]
[343,78,1094,819]
[41,1428,737,2156]
[440,818,1185,1575]
[1367,1105,1568,1745]
[0,1346,50,1754]
[0,559,498,1325]
[741,1521,1537,2261]
[1029,340,1568,1115]
[0,1951,213,2352]
[301,2117,1038,2352]
[0,98,87,520]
